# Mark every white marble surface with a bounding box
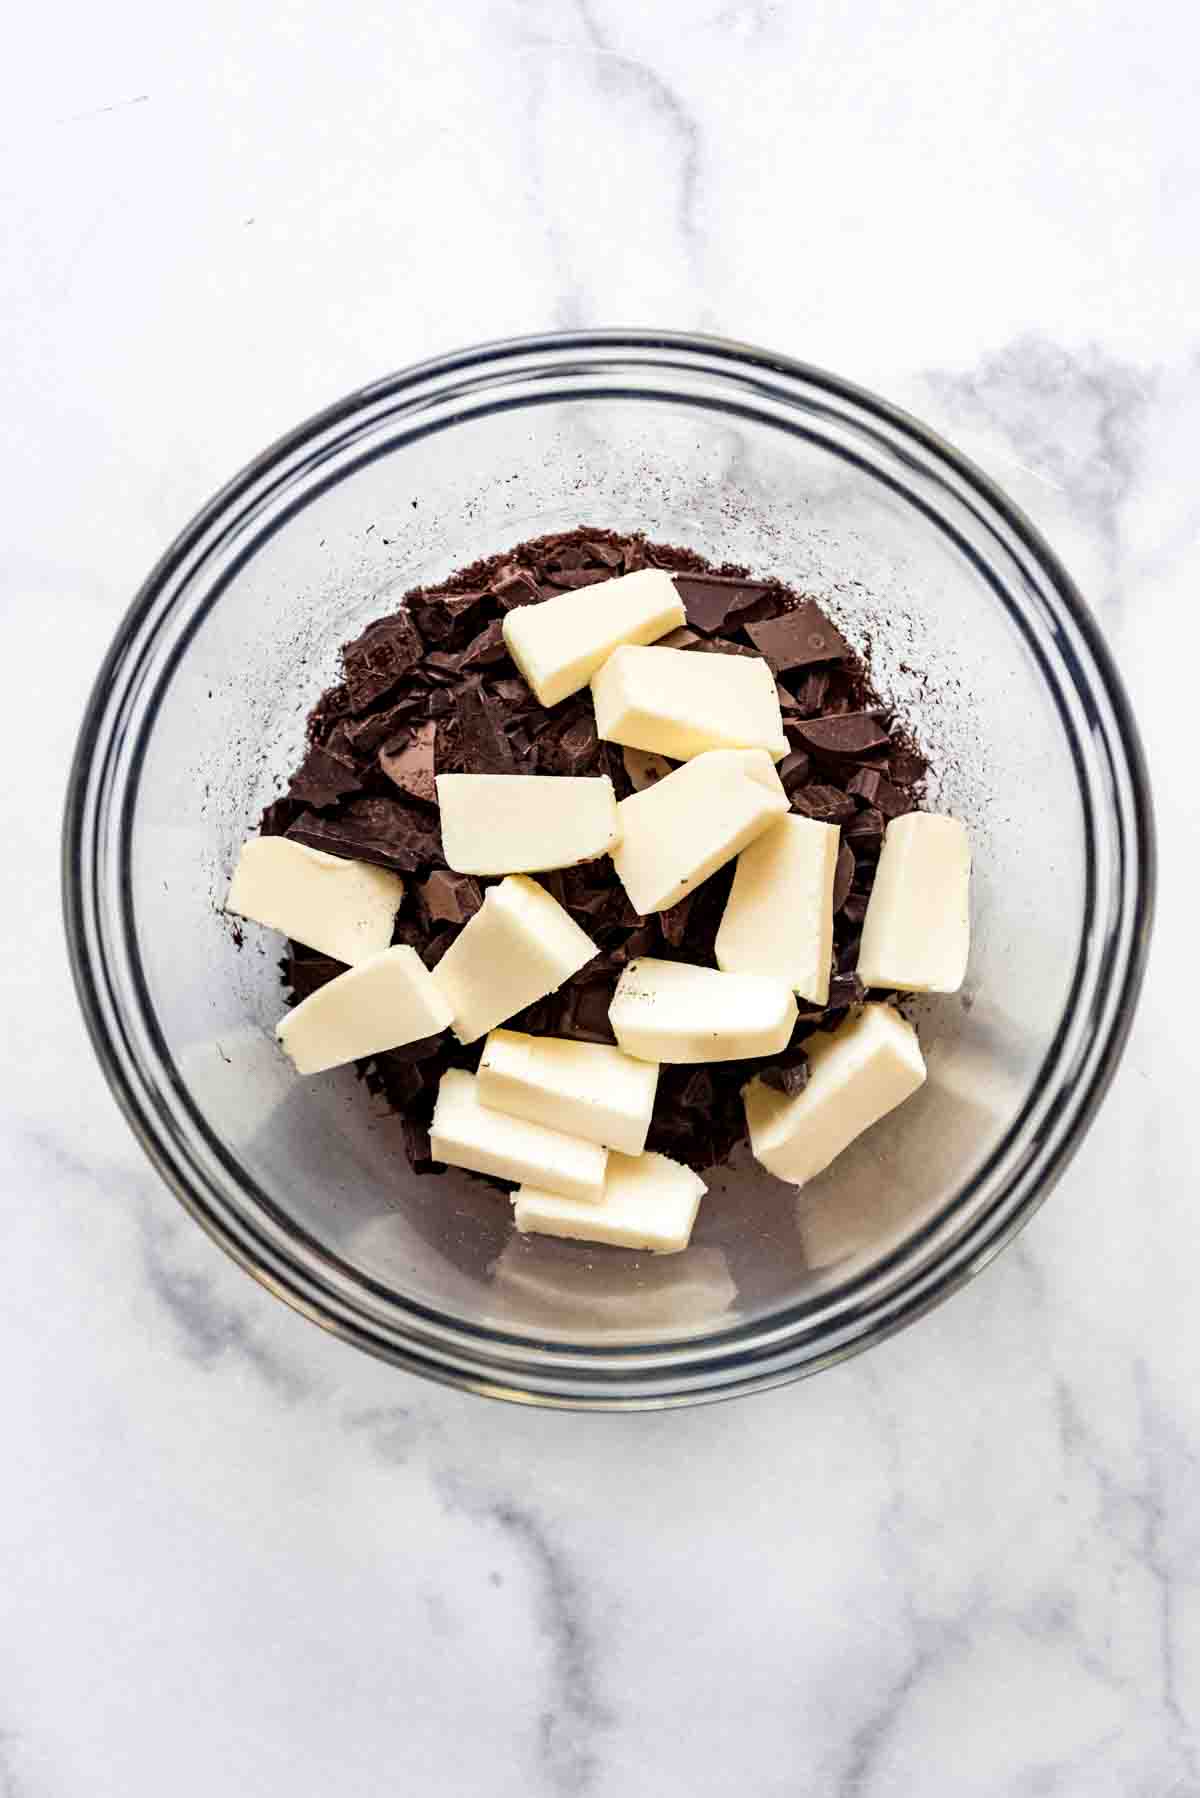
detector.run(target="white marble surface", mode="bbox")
[2,1,1197,1791]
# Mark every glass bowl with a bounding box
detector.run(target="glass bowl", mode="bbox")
[63,332,1155,1409]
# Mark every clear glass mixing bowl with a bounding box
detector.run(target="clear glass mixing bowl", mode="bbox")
[63,332,1155,1408]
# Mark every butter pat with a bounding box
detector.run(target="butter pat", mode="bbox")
[431,875,597,1044]
[744,1003,926,1186]
[436,774,619,876]
[502,569,685,707]
[611,749,789,915]
[610,956,797,1063]
[592,644,788,762]
[225,837,404,965]
[276,946,452,1075]
[857,813,971,992]
[513,1150,706,1254]
[430,1070,607,1202]
[477,1029,659,1156]
[716,816,840,1006]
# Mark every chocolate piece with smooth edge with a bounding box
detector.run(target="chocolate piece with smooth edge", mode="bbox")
[790,785,857,824]
[286,796,441,872]
[288,737,363,809]
[848,766,913,818]
[778,749,812,795]
[845,807,885,851]
[746,601,852,671]
[760,1055,809,1097]
[416,869,482,929]
[673,572,782,635]
[411,589,489,648]
[342,611,424,713]
[380,719,437,804]
[793,712,890,760]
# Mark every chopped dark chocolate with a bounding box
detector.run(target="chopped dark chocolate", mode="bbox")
[673,572,781,635]
[848,766,913,818]
[341,611,424,713]
[491,564,540,609]
[826,970,866,1011]
[656,627,704,650]
[746,601,852,671]
[456,678,518,774]
[760,1055,809,1097]
[380,719,437,805]
[678,1069,714,1110]
[658,894,693,948]
[777,749,812,796]
[790,784,857,824]
[343,695,427,759]
[288,738,363,809]
[793,712,891,760]
[459,619,509,670]
[845,807,885,852]
[260,796,301,838]
[833,841,855,913]
[842,891,870,926]
[416,869,482,929]
[286,796,441,872]
[282,952,346,1003]
[886,746,927,787]
[790,670,831,715]
[623,746,674,791]
[558,980,617,1045]
[410,588,489,648]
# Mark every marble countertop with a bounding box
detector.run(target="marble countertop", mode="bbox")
[3,1,1196,1791]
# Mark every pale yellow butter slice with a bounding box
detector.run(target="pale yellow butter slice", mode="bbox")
[276,946,452,1075]
[857,813,971,993]
[431,875,597,1045]
[743,1002,926,1187]
[502,569,685,707]
[611,748,789,916]
[430,1069,608,1203]
[609,956,797,1064]
[592,644,788,762]
[477,1029,659,1156]
[436,774,619,876]
[716,815,840,1006]
[225,836,404,965]
[512,1150,706,1254]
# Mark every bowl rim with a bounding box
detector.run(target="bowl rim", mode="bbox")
[62,328,1156,1409]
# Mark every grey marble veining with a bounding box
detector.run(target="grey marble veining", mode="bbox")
[2,0,1196,1792]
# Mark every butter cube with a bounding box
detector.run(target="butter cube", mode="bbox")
[436,774,619,876]
[477,1029,659,1156]
[592,644,788,762]
[744,1003,926,1186]
[857,813,971,992]
[431,875,597,1044]
[430,1069,607,1202]
[276,946,452,1075]
[225,836,404,965]
[513,1150,706,1254]
[609,956,797,1064]
[611,749,789,915]
[716,815,840,1006]
[502,569,685,707]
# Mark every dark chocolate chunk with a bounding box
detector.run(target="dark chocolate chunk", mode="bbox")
[842,891,870,926]
[416,870,481,929]
[491,564,540,609]
[790,670,831,715]
[558,980,617,1045]
[777,749,812,796]
[658,895,693,948]
[790,784,857,824]
[760,1055,809,1097]
[678,1069,714,1110]
[282,953,346,1003]
[673,572,781,635]
[379,719,437,805]
[343,695,427,759]
[306,681,353,745]
[260,796,301,838]
[420,928,458,970]
[793,712,890,760]
[833,841,855,914]
[540,707,599,777]
[826,970,866,1011]
[376,1032,445,1064]
[286,796,441,872]
[775,680,803,715]
[746,601,852,671]
[402,1117,440,1173]
[457,679,518,774]
[583,539,623,568]
[848,766,913,818]
[543,566,612,590]
[887,746,927,787]
[657,626,704,651]
[341,610,424,713]
[410,589,489,648]
[845,807,885,851]
[459,619,509,670]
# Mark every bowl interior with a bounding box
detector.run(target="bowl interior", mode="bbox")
[122,372,1086,1352]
